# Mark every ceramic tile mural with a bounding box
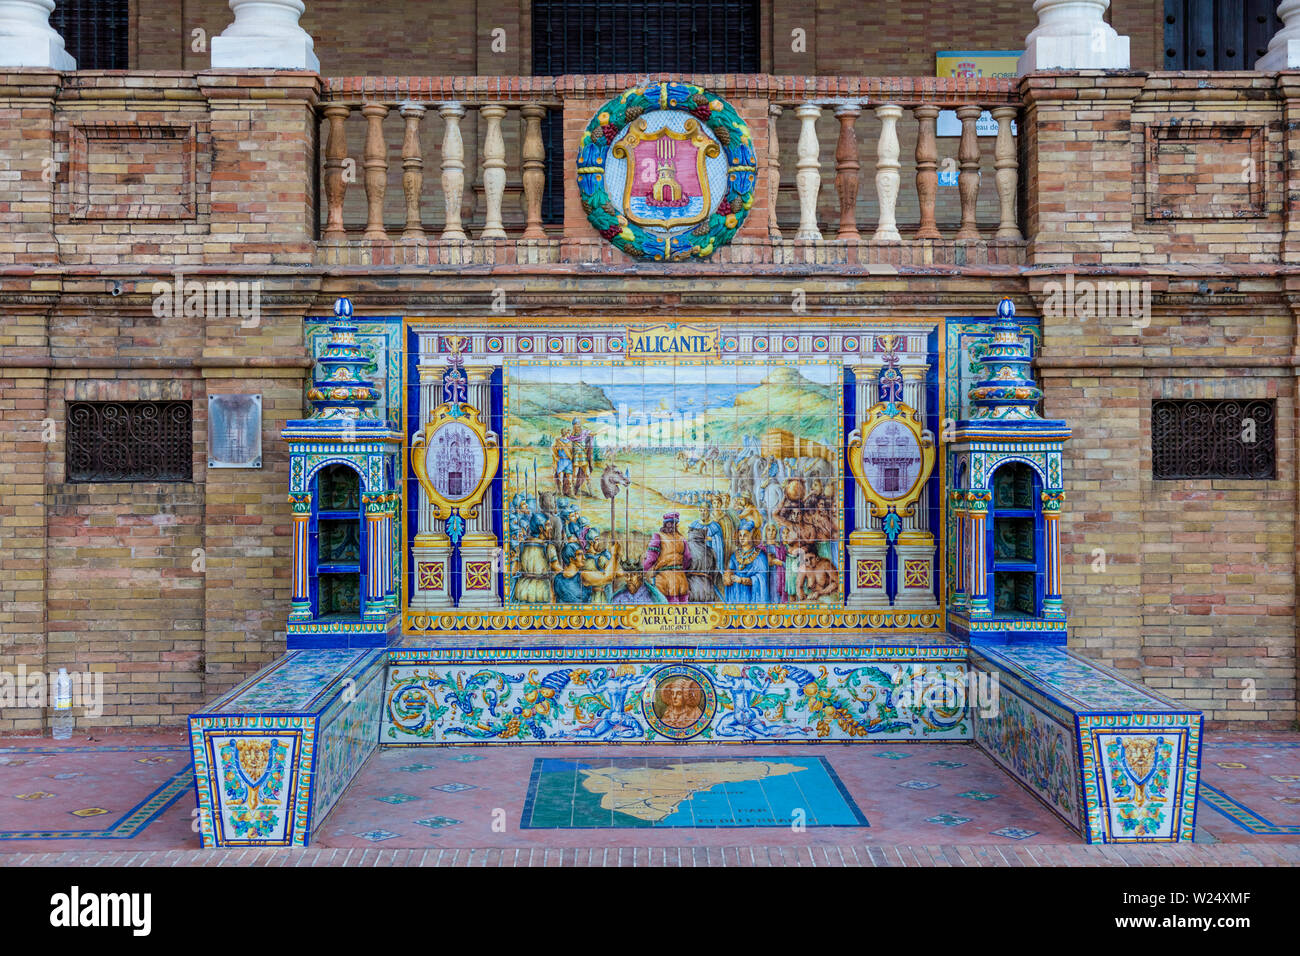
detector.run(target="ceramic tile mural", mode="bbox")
[504,360,844,610]
[520,755,868,828]
[311,660,386,823]
[208,649,373,714]
[381,658,972,744]
[976,645,1178,712]
[404,321,945,636]
[972,673,1082,832]
[1081,715,1201,843]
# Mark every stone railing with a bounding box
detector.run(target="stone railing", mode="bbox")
[315,75,1024,265]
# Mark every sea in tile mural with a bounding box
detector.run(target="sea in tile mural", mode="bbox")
[503,361,843,608]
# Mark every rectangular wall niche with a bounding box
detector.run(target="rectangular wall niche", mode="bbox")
[69,122,198,220]
[1144,123,1266,220]
[208,394,262,469]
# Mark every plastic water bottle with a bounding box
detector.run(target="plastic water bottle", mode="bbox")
[52,668,73,740]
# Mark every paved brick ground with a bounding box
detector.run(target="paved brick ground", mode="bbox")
[3,730,1298,864]
[3,843,1298,866]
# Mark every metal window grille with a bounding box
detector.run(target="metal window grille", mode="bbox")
[51,0,130,70]
[66,401,193,482]
[1164,0,1282,70]
[531,0,760,223]
[1151,399,1276,479]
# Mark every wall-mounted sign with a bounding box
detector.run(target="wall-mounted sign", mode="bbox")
[625,323,720,361]
[935,50,1021,150]
[207,394,262,468]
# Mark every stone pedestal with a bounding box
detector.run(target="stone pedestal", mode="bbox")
[846,533,890,609]
[892,533,937,609]
[211,0,320,71]
[0,0,75,68]
[410,534,453,610]
[1018,0,1130,74]
[1258,0,1300,70]
[457,533,500,609]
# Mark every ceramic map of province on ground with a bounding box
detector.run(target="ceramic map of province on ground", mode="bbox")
[521,756,868,829]
[505,362,843,608]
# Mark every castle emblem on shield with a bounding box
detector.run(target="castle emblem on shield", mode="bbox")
[611,118,719,229]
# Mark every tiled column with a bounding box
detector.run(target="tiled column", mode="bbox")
[950,491,968,610]
[289,493,312,620]
[410,362,453,610]
[893,364,938,610]
[1042,490,1065,618]
[363,493,395,619]
[847,364,889,609]
[966,492,991,617]
[457,366,502,609]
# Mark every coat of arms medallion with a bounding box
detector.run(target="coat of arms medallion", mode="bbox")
[577,81,756,260]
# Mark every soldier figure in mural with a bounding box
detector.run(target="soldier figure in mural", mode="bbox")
[552,419,594,497]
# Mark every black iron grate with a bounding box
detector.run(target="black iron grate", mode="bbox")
[66,401,193,482]
[1151,399,1276,480]
[531,0,760,223]
[51,0,129,70]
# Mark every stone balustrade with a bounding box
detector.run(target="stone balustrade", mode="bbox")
[315,74,1023,264]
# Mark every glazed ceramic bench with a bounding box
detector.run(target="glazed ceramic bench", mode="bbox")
[185,639,1202,848]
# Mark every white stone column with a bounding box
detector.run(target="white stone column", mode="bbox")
[0,0,75,68]
[1017,0,1130,74]
[457,366,502,609]
[1258,0,1300,69]
[793,104,823,242]
[211,0,320,71]
[872,104,903,242]
[479,104,508,240]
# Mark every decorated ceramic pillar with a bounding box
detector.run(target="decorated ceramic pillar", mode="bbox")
[893,364,938,609]
[410,362,453,611]
[950,490,968,610]
[947,298,1071,643]
[411,338,501,614]
[847,364,888,609]
[457,365,502,609]
[282,297,403,648]
[1042,489,1065,618]
[289,492,312,620]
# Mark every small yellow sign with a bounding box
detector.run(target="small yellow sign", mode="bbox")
[625,324,720,361]
[935,50,1022,80]
[628,604,721,633]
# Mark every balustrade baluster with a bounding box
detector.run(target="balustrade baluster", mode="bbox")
[767,104,783,240]
[322,104,350,240]
[794,103,823,242]
[520,104,547,240]
[913,104,940,240]
[872,103,902,242]
[991,105,1022,240]
[955,104,982,240]
[480,104,508,240]
[361,103,389,240]
[399,103,426,240]
[833,104,861,241]
[439,103,467,242]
